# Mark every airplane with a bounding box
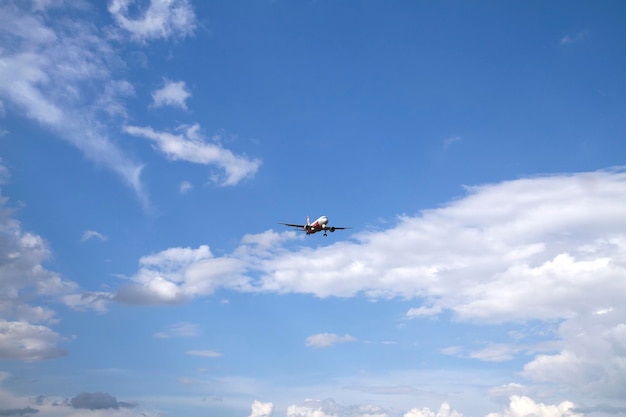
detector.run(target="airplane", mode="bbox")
[279,215,351,236]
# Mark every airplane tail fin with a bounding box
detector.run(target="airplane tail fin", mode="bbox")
[306,215,310,225]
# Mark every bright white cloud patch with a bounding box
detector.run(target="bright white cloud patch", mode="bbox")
[108,0,196,42]
[486,396,582,417]
[250,400,274,417]
[404,402,462,417]
[151,79,191,109]
[124,124,261,186]
[305,333,357,348]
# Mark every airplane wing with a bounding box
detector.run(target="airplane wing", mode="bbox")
[278,223,306,228]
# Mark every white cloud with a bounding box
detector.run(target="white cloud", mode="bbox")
[111,244,251,305]
[124,124,261,186]
[305,333,357,348]
[286,399,394,417]
[0,164,78,361]
[61,292,113,313]
[486,396,582,417]
[0,320,67,361]
[186,350,223,358]
[151,78,191,109]
[407,305,442,318]
[108,0,196,42]
[250,400,274,417]
[111,168,626,401]
[404,402,462,417]
[81,230,107,242]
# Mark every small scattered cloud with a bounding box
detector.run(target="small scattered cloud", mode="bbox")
[179,180,192,194]
[250,400,274,417]
[443,135,461,149]
[186,350,223,358]
[80,230,107,242]
[70,392,135,410]
[560,31,588,45]
[305,333,357,348]
[108,0,197,42]
[154,322,199,338]
[151,78,191,110]
[61,292,113,313]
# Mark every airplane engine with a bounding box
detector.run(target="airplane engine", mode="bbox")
[329,227,336,232]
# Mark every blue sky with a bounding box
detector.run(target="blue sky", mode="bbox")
[1,1,625,416]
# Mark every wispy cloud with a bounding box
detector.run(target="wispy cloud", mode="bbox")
[186,350,223,358]
[124,124,261,186]
[179,180,193,194]
[443,135,461,149]
[154,322,199,338]
[81,230,107,242]
[0,2,149,203]
[560,31,588,45]
[151,78,191,110]
[305,333,357,348]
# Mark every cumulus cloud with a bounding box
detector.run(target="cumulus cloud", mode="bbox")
[151,78,191,109]
[123,124,261,186]
[250,400,274,417]
[0,320,67,361]
[305,333,357,348]
[113,244,251,304]
[0,162,76,361]
[287,399,393,417]
[108,0,196,42]
[404,402,462,417]
[486,396,582,417]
